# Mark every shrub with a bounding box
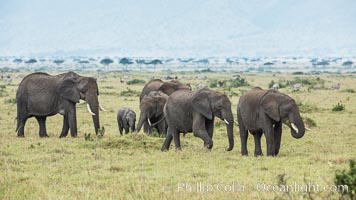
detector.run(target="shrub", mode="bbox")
[126,79,145,85]
[4,98,16,104]
[343,89,355,93]
[120,87,140,97]
[303,117,317,127]
[268,80,286,89]
[209,80,218,88]
[268,80,276,88]
[335,160,356,199]
[332,102,345,112]
[229,78,248,88]
[209,80,226,88]
[84,133,94,141]
[292,71,304,75]
[0,85,8,97]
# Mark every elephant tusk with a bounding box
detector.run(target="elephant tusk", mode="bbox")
[87,104,96,116]
[291,123,299,133]
[99,105,107,111]
[147,118,152,126]
[305,127,311,131]
[224,119,229,125]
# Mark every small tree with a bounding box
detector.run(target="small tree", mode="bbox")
[146,59,162,65]
[53,59,65,65]
[119,58,134,65]
[25,59,37,64]
[100,58,114,65]
[342,61,353,67]
[13,58,23,63]
[120,58,134,70]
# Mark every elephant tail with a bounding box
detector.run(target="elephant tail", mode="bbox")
[150,116,166,127]
[15,118,24,133]
[15,98,27,133]
[15,117,24,133]
[15,117,18,132]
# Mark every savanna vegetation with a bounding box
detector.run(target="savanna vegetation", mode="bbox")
[0,71,355,199]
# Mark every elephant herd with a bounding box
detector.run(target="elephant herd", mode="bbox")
[16,71,306,156]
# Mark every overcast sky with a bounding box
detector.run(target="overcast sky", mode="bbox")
[1,0,355,57]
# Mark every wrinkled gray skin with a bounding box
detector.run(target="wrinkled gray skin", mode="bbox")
[139,79,191,133]
[117,107,136,135]
[237,87,305,156]
[16,71,101,138]
[136,91,168,135]
[139,79,191,102]
[161,88,234,151]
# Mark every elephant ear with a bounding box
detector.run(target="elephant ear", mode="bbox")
[158,82,175,95]
[260,92,280,122]
[154,97,166,117]
[58,78,80,103]
[192,91,213,120]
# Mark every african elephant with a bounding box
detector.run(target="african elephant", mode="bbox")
[16,71,104,138]
[136,91,168,135]
[139,79,191,133]
[161,88,234,151]
[117,107,136,135]
[237,87,305,156]
[139,79,191,102]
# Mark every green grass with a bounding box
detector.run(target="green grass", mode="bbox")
[0,72,355,199]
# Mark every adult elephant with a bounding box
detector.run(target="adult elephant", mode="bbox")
[161,88,234,151]
[139,79,191,133]
[136,91,168,135]
[237,87,305,156]
[139,79,191,102]
[117,107,136,135]
[16,71,104,138]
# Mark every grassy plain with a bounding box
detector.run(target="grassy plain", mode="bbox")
[0,71,355,199]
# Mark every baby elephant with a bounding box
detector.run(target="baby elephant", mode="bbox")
[117,107,136,135]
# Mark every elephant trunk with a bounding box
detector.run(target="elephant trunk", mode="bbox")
[289,112,305,139]
[129,119,136,132]
[222,111,234,151]
[136,111,147,132]
[87,95,100,134]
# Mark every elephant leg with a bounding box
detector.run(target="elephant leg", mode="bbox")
[193,130,213,149]
[67,104,77,137]
[130,125,135,133]
[157,121,166,136]
[143,122,150,134]
[193,114,213,149]
[36,116,49,137]
[17,117,28,137]
[252,130,263,156]
[238,121,249,156]
[172,129,181,150]
[205,118,214,139]
[59,115,69,138]
[124,124,129,134]
[161,126,174,151]
[264,124,275,156]
[118,121,123,135]
[274,122,282,156]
